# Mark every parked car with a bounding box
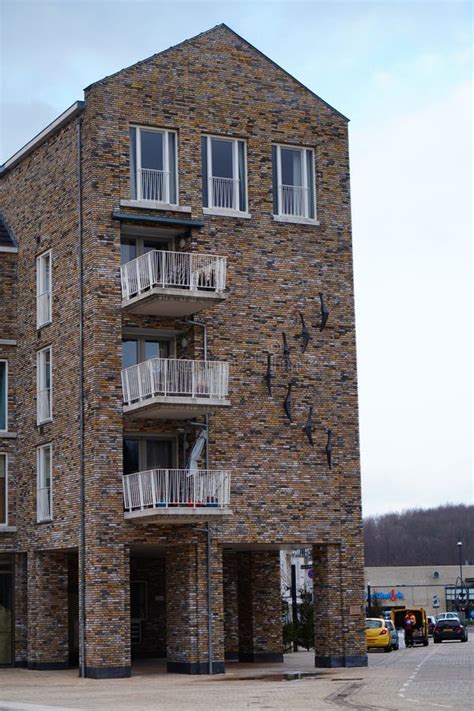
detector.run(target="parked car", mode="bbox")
[366,618,392,653]
[385,619,400,650]
[433,619,468,643]
[427,615,436,636]
[435,612,461,623]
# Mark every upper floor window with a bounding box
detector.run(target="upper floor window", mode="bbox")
[130,126,177,205]
[0,454,7,525]
[37,347,52,425]
[0,361,7,432]
[272,144,316,220]
[202,136,247,214]
[36,250,52,328]
[37,443,52,522]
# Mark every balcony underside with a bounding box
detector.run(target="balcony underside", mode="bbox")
[122,287,227,317]
[125,507,233,523]
[123,396,231,419]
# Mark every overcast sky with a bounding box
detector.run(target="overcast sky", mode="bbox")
[1,0,472,517]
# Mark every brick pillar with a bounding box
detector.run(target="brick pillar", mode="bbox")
[27,551,69,670]
[14,553,28,666]
[237,551,283,663]
[83,544,131,678]
[166,540,224,674]
[313,543,367,668]
[223,549,239,661]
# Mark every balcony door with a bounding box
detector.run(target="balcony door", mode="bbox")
[123,438,174,475]
[122,337,172,369]
[120,236,170,266]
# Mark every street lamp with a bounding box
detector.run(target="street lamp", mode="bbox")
[457,541,464,583]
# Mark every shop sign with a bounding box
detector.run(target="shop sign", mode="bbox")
[371,589,404,601]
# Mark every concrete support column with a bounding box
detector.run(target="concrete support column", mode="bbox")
[166,540,224,674]
[223,549,239,661]
[27,551,69,670]
[83,544,131,678]
[313,543,367,668]
[237,551,283,663]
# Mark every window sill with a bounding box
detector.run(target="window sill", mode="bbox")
[0,246,18,254]
[37,419,53,427]
[37,320,52,331]
[203,208,251,219]
[273,214,320,226]
[37,518,53,525]
[120,200,192,213]
[0,431,17,439]
[0,526,16,533]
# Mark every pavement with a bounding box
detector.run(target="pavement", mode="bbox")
[0,636,472,710]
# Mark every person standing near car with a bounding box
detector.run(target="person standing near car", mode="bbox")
[404,611,416,647]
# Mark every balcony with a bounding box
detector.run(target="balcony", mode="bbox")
[122,357,230,419]
[121,250,227,317]
[123,468,231,521]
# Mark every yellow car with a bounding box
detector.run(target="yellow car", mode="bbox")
[366,618,392,652]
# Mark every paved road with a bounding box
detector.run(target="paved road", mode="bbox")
[0,637,472,710]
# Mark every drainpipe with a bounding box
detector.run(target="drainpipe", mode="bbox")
[76,115,86,679]
[187,317,213,674]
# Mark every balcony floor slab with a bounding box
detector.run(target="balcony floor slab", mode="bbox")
[124,507,233,523]
[123,397,230,420]
[122,288,226,317]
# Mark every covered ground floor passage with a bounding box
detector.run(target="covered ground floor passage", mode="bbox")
[0,541,367,677]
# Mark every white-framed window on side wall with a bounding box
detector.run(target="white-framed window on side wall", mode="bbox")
[0,454,7,526]
[0,361,7,433]
[36,250,52,328]
[37,347,52,424]
[37,443,52,522]
[129,126,178,205]
[272,144,317,222]
[202,135,248,216]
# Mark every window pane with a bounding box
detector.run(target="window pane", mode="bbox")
[121,239,137,265]
[168,132,177,204]
[281,148,303,186]
[141,130,163,171]
[122,340,138,369]
[43,447,51,487]
[143,240,167,253]
[0,455,5,524]
[201,137,208,207]
[44,350,51,389]
[130,127,137,198]
[123,439,139,475]
[306,150,315,218]
[144,340,169,361]
[211,138,233,178]
[0,363,6,431]
[238,141,246,212]
[146,440,172,470]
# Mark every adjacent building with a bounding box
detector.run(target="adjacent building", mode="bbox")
[0,24,367,677]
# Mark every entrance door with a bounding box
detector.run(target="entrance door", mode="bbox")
[0,557,13,664]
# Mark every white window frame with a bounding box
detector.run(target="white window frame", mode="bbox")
[203,135,249,217]
[0,360,7,434]
[37,346,52,425]
[0,453,7,526]
[36,250,52,328]
[131,125,179,206]
[273,143,318,224]
[37,443,53,522]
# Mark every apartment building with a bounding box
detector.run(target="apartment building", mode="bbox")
[0,24,367,677]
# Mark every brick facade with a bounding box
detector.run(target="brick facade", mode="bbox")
[0,24,367,676]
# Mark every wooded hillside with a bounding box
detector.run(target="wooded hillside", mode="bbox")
[364,504,474,566]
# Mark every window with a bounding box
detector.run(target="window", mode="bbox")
[202,136,247,213]
[272,144,316,220]
[130,126,177,204]
[0,361,7,432]
[0,455,7,525]
[122,337,172,369]
[123,437,174,475]
[37,347,52,424]
[37,443,52,522]
[36,250,52,328]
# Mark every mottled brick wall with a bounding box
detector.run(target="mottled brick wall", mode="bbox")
[14,553,27,664]
[237,551,283,662]
[27,551,68,669]
[223,549,239,660]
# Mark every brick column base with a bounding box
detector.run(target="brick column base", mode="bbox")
[237,551,283,663]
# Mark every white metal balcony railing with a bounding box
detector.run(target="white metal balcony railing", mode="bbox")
[36,292,51,327]
[37,388,51,422]
[139,168,169,202]
[122,357,229,407]
[210,176,239,210]
[123,468,231,513]
[121,250,227,301]
[279,184,308,217]
[37,486,52,521]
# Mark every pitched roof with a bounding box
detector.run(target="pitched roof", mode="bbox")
[0,213,17,248]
